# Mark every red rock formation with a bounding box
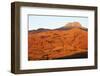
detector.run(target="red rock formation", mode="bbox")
[28,22,88,60]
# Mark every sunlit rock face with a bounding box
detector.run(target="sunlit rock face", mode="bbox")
[28,22,88,60]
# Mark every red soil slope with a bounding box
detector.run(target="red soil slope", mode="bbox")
[28,28,88,60]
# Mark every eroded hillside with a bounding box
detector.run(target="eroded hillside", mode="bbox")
[28,27,88,60]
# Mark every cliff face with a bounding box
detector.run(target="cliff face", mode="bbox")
[28,27,88,60]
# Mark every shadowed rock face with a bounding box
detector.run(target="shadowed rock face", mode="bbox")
[28,22,88,60]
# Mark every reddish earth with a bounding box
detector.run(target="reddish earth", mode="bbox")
[28,27,88,60]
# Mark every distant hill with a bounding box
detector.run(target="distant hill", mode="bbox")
[56,22,88,31]
[29,28,51,34]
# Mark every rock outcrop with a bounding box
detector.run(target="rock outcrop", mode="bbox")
[28,22,88,60]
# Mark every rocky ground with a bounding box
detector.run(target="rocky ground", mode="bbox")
[28,22,88,60]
